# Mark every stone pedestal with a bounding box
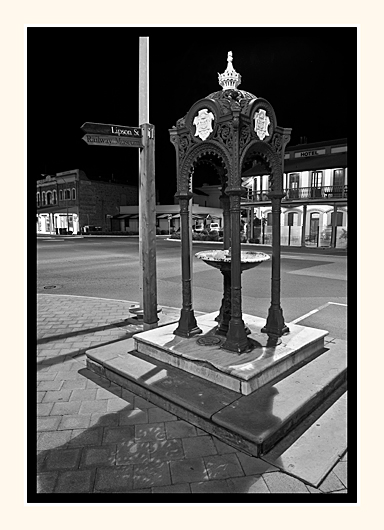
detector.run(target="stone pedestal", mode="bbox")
[133,312,328,395]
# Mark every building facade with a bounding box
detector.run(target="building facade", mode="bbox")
[242,138,348,248]
[117,204,224,234]
[196,138,348,248]
[36,170,139,234]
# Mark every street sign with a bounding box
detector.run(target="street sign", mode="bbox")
[82,134,143,148]
[81,122,142,138]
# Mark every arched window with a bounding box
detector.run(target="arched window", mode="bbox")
[330,211,343,226]
[287,212,299,226]
[42,192,46,205]
[46,192,52,205]
[65,189,71,200]
[72,188,76,200]
[53,190,57,204]
[60,190,63,201]
[37,192,40,206]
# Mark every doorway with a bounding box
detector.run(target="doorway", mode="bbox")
[309,212,320,246]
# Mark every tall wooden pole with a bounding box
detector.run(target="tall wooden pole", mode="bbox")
[138,37,149,311]
[139,37,158,329]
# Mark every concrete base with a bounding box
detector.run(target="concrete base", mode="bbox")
[85,338,347,463]
[133,312,328,395]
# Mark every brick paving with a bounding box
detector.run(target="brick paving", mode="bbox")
[36,294,348,495]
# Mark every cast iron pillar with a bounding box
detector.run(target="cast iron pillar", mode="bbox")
[174,194,202,338]
[222,190,249,353]
[220,192,231,250]
[261,192,289,340]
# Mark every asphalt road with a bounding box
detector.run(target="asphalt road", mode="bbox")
[36,236,347,340]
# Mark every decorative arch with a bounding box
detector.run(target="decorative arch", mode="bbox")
[178,141,231,195]
[240,139,283,194]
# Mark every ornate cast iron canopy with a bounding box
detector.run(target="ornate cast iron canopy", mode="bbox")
[169,52,292,350]
[170,52,290,199]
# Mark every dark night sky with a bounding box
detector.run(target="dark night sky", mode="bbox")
[28,26,357,203]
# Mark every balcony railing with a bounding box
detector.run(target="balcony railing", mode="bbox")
[242,185,348,203]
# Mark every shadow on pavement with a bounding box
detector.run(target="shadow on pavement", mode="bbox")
[37,318,137,345]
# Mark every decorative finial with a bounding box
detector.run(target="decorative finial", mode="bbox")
[218,51,242,90]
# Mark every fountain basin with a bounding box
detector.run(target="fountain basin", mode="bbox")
[195,249,270,271]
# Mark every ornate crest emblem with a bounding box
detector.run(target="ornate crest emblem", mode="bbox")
[254,109,271,140]
[193,109,214,141]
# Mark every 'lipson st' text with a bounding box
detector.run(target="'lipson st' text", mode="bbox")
[110,126,141,137]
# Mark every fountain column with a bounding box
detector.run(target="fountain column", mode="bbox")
[220,192,231,250]
[174,194,202,338]
[215,192,231,331]
[223,191,249,353]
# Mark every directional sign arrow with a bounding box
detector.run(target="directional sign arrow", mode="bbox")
[81,122,142,138]
[82,134,143,148]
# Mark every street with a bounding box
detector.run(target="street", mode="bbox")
[37,236,347,341]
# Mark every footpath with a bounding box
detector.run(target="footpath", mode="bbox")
[36,293,348,495]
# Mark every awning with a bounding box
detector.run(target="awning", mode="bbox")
[115,214,139,219]
[241,153,347,176]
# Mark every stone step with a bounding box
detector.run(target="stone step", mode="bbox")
[86,337,346,457]
[260,390,347,487]
[211,340,347,455]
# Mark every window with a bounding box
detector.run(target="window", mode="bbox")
[332,169,345,196]
[287,212,298,226]
[311,172,323,198]
[288,173,300,199]
[37,192,40,206]
[60,190,63,201]
[53,190,57,204]
[46,192,52,205]
[72,188,76,200]
[42,192,46,205]
[330,211,343,226]
[267,212,273,225]
[65,189,71,200]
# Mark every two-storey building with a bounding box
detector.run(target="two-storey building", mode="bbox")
[36,169,138,234]
[240,138,348,248]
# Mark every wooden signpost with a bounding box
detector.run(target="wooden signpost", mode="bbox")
[80,37,158,329]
